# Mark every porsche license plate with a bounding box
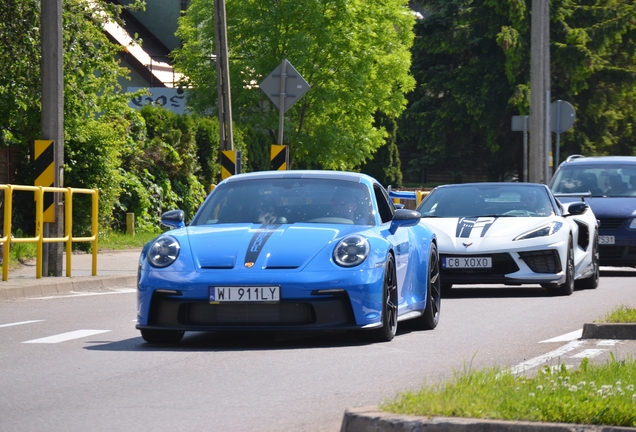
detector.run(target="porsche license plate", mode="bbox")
[598,236,615,245]
[209,286,280,303]
[443,257,492,269]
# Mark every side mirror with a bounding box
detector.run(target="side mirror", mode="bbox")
[389,209,421,234]
[161,209,185,229]
[566,202,588,216]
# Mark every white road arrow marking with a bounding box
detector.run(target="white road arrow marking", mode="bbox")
[23,329,111,344]
[0,320,44,328]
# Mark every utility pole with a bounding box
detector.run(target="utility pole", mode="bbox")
[529,0,551,184]
[214,0,233,151]
[41,0,64,276]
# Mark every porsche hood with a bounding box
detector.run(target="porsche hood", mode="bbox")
[183,223,359,270]
[421,216,558,252]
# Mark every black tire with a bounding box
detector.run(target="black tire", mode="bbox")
[140,329,185,344]
[364,254,398,342]
[547,237,574,296]
[415,243,441,330]
[576,232,599,290]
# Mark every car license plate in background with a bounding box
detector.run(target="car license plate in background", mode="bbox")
[443,257,492,269]
[599,236,615,245]
[210,286,280,303]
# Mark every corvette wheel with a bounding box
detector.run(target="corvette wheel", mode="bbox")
[140,329,185,344]
[365,254,398,342]
[416,243,441,330]
[576,232,599,290]
[548,237,574,296]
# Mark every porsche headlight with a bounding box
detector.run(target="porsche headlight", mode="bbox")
[630,218,636,229]
[333,235,369,267]
[148,236,180,268]
[514,221,563,241]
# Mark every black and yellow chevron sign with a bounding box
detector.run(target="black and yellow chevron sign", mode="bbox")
[221,150,236,180]
[270,145,288,171]
[34,139,55,223]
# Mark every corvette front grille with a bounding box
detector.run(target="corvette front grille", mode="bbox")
[518,250,561,274]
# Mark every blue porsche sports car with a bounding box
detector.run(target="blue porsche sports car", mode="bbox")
[136,171,441,344]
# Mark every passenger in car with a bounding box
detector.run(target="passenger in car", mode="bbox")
[606,174,628,195]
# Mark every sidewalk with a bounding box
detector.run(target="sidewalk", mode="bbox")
[0,249,141,300]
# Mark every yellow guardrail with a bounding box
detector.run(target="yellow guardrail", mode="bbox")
[0,185,99,281]
[390,189,430,208]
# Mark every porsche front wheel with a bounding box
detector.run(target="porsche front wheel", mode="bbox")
[365,254,398,342]
[140,329,185,344]
[416,243,441,330]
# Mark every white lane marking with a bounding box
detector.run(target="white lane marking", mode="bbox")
[597,340,622,346]
[570,349,607,359]
[539,329,582,343]
[0,320,44,328]
[510,340,585,374]
[23,329,111,344]
[34,288,136,300]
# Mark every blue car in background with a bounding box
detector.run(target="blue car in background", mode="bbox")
[137,170,441,344]
[549,155,636,267]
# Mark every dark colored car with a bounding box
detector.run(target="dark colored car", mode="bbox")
[549,155,636,267]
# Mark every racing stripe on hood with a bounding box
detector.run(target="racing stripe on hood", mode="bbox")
[456,217,497,238]
[244,224,281,267]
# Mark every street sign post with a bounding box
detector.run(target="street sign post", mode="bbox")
[550,100,575,167]
[259,59,310,145]
[512,115,529,182]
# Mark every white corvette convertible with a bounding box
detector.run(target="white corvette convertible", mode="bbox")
[414,183,599,295]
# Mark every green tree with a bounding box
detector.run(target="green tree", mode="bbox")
[401,0,636,184]
[361,112,403,187]
[1,0,134,240]
[174,0,416,171]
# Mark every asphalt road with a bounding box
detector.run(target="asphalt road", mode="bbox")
[1,268,635,432]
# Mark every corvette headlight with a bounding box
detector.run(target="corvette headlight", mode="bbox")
[148,236,180,268]
[514,221,563,241]
[630,219,636,229]
[333,235,369,267]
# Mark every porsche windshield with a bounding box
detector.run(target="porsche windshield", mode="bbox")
[417,185,554,218]
[191,178,374,225]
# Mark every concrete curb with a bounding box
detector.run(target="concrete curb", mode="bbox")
[340,406,636,432]
[0,275,137,301]
[582,323,636,340]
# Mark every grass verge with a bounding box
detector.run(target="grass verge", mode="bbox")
[3,230,161,270]
[382,356,636,427]
[600,305,636,324]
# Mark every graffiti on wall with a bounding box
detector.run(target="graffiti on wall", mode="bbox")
[127,87,188,114]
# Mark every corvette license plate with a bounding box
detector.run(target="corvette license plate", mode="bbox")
[209,286,280,303]
[443,257,492,269]
[598,236,615,245]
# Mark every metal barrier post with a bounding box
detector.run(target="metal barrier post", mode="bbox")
[65,188,73,277]
[2,185,12,281]
[92,189,98,276]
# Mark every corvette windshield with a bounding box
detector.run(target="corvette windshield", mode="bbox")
[551,164,636,198]
[416,185,554,218]
[191,178,374,225]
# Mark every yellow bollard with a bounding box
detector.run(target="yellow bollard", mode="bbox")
[126,213,135,236]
